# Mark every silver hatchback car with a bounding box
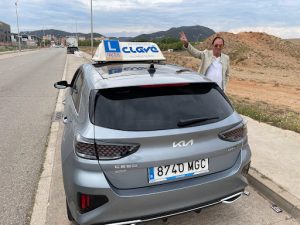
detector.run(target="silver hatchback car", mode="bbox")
[54,58,251,225]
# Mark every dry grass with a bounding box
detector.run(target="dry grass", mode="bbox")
[79,46,97,56]
[229,95,300,133]
[286,38,300,45]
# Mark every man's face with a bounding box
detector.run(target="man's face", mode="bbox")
[212,38,224,57]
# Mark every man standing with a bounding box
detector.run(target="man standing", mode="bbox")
[179,32,230,91]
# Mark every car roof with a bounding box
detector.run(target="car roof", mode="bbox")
[82,62,212,90]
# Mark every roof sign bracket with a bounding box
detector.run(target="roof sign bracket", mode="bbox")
[148,63,156,76]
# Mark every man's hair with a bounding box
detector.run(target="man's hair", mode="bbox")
[212,36,225,45]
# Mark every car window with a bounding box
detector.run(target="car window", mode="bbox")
[70,68,81,87]
[92,83,233,131]
[71,71,84,112]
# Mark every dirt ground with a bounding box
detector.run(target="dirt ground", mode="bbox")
[164,51,300,115]
[228,68,300,113]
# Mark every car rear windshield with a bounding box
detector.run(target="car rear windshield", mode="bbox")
[92,83,233,131]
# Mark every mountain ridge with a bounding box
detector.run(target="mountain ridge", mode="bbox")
[132,25,215,42]
[21,29,104,39]
[21,25,215,42]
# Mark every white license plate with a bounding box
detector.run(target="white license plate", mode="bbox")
[148,158,209,183]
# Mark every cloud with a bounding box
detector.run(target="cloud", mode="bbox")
[229,26,300,39]
[95,25,163,37]
[77,0,183,11]
[2,0,300,38]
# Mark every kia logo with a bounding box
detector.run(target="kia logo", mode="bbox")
[173,139,194,148]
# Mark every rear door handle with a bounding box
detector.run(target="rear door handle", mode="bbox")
[63,116,71,124]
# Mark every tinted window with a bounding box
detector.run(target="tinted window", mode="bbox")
[93,83,233,131]
[72,72,84,112]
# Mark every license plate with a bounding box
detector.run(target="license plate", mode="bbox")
[148,158,209,183]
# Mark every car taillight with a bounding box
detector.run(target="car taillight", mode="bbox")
[219,122,247,142]
[75,141,97,160]
[74,135,139,160]
[78,193,109,213]
[95,141,139,160]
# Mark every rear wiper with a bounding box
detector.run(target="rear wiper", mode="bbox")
[177,116,219,127]
[176,69,191,73]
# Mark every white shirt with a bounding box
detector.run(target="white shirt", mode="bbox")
[205,57,223,89]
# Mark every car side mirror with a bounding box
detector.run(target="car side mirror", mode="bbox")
[54,80,70,89]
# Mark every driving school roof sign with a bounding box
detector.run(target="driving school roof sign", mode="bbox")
[92,40,166,62]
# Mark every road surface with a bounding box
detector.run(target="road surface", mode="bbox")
[0,48,66,225]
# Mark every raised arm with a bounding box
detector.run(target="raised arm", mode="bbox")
[179,31,204,59]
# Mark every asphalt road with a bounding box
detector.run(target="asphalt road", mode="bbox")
[0,48,66,225]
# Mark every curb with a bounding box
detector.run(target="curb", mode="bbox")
[29,57,68,225]
[0,48,38,55]
[79,51,93,63]
[248,168,300,223]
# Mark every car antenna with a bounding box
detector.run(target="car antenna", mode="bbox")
[148,63,156,77]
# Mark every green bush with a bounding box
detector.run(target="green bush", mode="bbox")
[154,37,183,51]
[79,40,101,47]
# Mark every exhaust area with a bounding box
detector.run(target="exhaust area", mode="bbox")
[221,192,243,204]
[107,191,245,225]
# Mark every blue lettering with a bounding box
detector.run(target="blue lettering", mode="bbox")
[136,47,145,53]
[151,47,159,52]
[122,47,130,53]
[121,45,160,54]
[129,47,136,53]
[144,47,151,53]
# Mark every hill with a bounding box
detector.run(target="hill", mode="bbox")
[132,25,215,42]
[196,32,300,69]
[21,29,104,39]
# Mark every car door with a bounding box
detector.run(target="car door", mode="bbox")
[61,67,84,162]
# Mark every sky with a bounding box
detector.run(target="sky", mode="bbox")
[1,0,300,38]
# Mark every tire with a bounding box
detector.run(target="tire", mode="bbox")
[66,199,74,221]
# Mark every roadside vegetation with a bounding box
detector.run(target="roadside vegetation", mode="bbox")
[0,46,18,52]
[0,45,39,52]
[78,40,101,47]
[229,95,300,133]
[153,37,184,51]
[78,46,97,56]
[133,37,185,51]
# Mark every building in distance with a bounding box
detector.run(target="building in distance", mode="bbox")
[0,21,11,42]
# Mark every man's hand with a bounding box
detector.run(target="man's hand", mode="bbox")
[179,32,189,48]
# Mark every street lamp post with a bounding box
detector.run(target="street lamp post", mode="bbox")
[90,0,93,57]
[15,1,21,51]
[76,20,78,46]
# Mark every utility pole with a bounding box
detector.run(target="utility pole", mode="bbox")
[90,0,93,57]
[15,0,21,51]
[42,25,45,47]
[76,20,78,43]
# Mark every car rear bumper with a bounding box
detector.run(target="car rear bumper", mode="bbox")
[63,144,251,225]
[106,191,245,225]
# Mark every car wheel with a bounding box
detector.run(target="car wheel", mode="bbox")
[66,199,74,221]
